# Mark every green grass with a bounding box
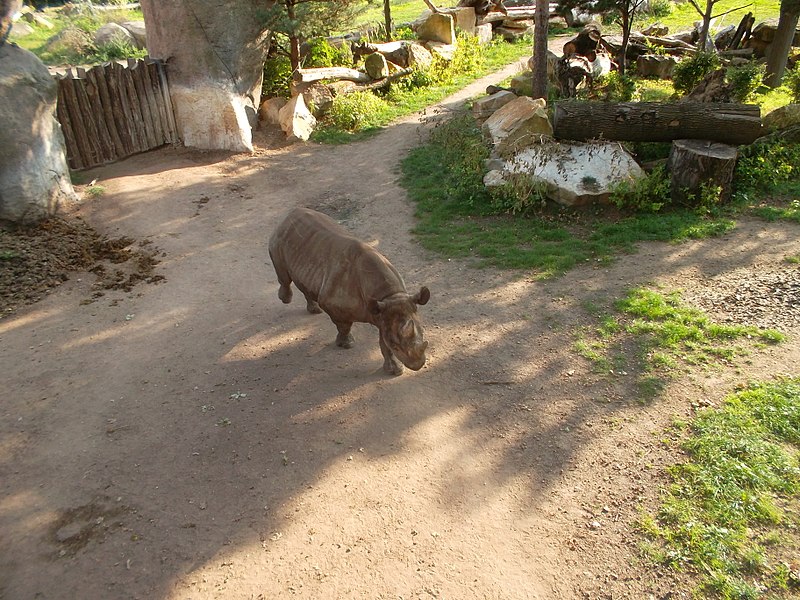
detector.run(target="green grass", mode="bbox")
[355,0,460,29]
[574,288,784,401]
[640,0,780,33]
[400,113,739,277]
[640,378,800,598]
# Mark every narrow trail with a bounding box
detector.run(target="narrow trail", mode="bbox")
[2,50,799,600]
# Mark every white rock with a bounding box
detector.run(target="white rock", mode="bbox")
[278,94,316,142]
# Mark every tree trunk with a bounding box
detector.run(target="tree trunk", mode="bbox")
[140,0,273,152]
[294,67,372,83]
[764,0,800,88]
[384,0,393,41]
[553,101,762,145]
[667,139,738,205]
[531,0,548,99]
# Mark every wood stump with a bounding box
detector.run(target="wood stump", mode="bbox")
[667,139,738,205]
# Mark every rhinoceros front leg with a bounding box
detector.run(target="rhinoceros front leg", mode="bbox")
[379,331,404,376]
[334,321,355,349]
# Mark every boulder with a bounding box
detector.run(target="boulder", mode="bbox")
[476,23,493,45]
[450,6,477,35]
[510,71,534,96]
[93,22,136,48]
[290,82,334,116]
[641,22,668,37]
[0,44,76,223]
[8,21,33,38]
[636,54,677,79]
[714,24,736,49]
[423,41,456,61]
[407,42,433,70]
[495,25,533,42]
[487,141,644,207]
[258,96,288,125]
[481,96,552,156]
[21,11,54,29]
[44,26,93,56]
[763,103,800,131]
[414,12,456,44]
[121,20,147,50]
[365,52,389,79]
[278,94,316,142]
[472,90,517,121]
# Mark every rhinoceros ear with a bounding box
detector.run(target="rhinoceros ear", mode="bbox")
[368,299,384,314]
[414,286,430,306]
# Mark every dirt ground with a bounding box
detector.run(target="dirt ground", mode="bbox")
[2,59,799,600]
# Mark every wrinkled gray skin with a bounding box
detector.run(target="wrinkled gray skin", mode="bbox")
[269,207,430,376]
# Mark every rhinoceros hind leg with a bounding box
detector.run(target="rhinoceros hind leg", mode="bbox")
[334,322,354,349]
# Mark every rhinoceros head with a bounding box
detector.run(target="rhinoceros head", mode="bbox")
[369,287,430,371]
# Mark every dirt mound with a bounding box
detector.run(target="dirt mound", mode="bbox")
[0,215,164,317]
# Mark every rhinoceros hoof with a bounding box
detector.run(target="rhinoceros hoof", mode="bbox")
[278,286,292,304]
[336,333,355,349]
[306,300,323,314]
[384,359,404,376]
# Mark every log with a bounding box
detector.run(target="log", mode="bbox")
[293,67,371,84]
[667,139,738,205]
[629,32,697,51]
[553,101,763,145]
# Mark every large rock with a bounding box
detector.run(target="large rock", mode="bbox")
[475,23,493,45]
[486,141,644,207]
[290,82,335,116]
[414,12,456,44]
[510,71,533,96]
[278,94,316,142]
[121,20,147,49]
[93,22,136,48]
[763,103,800,131]
[636,54,677,79]
[482,96,552,156]
[258,96,288,125]
[140,0,272,152]
[423,40,456,61]
[365,52,389,79]
[407,42,433,70]
[0,44,76,223]
[472,90,517,121]
[450,6,476,35]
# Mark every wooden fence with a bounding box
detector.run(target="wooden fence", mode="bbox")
[55,58,178,171]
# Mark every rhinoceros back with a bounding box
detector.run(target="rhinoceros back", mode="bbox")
[269,207,407,323]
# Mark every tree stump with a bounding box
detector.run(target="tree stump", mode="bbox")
[667,139,738,205]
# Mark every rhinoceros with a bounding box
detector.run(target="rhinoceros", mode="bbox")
[268,207,430,375]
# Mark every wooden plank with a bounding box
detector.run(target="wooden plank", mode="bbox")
[80,66,115,163]
[55,75,83,170]
[128,58,158,148]
[59,70,95,168]
[105,61,135,155]
[153,59,178,143]
[116,61,147,153]
[91,63,127,158]
[140,59,165,145]
[146,59,172,143]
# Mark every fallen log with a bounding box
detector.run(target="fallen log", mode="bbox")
[667,139,738,204]
[293,67,371,84]
[629,32,697,52]
[553,101,763,145]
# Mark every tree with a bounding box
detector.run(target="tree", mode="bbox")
[556,0,647,74]
[765,0,800,87]
[532,0,548,98]
[260,0,366,71]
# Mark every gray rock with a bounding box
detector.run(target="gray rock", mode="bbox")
[407,43,433,70]
[0,44,76,223]
[476,23,493,45]
[365,52,389,79]
[482,96,552,156]
[121,20,147,50]
[472,90,517,121]
[636,54,677,79]
[763,103,800,132]
[94,22,136,48]
[414,12,456,45]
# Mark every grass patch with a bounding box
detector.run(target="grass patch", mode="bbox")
[574,288,784,401]
[400,114,737,276]
[648,0,780,33]
[640,378,800,598]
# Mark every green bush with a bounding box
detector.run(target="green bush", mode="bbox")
[449,32,486,77]
[92,38,146,62]
[672,52,721,95]
[727,61,766,102]
[262,56,293,99]
[305,38,352,68]
[609,165,671,212]
[582,71,636,102]
[326,90,391,131]
[488,172,548,215]
[648,0,674,17]
[784,67,800,103]
[734,140,800,193]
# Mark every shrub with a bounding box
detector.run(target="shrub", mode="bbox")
[262,56,293,98]
[305,38,352,68]
[582,71,636,102]
[672,52,721,95]
[734,140,800,193]
[489,172,548,215]
[325,91,391,131]
[92,38,145,62]
[784,66,800,103]
[648,0,674,17]
[727,61,766,102]
[449,32,485,77]
[609,165,671,212]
